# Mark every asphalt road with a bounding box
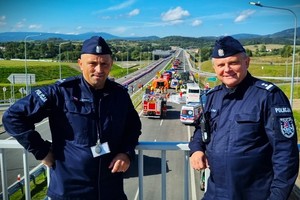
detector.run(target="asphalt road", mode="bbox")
[123,100,204,200]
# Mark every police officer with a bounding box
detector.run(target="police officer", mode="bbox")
[189,36,299,200]
[2,36,142,200]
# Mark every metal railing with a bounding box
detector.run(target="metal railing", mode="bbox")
[0,140,300,200]
[0,140,191,200]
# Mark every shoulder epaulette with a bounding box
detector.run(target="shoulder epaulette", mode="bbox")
[206,85,222,95]
[55,76,81,86]
[105,79,128,92]
[254,80,277,92]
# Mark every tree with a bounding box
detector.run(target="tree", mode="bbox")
[281,45,292,58]
[245,49,253,57]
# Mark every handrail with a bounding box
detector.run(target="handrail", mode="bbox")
[0,141,299,200]
[0,140,191,200]
[136,141,190,200]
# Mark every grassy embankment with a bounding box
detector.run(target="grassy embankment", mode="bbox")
[0,60,142,99]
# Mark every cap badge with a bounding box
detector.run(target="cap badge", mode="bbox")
[218,49,224,57]
[96,45,102,53]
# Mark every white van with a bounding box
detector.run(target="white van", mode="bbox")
[185,82,200,103]
[180,103,202,124]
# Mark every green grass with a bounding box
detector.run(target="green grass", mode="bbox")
[200,59,300,99]
[0,60,143,99]
[9,174,48,200]
[294,111,300,135]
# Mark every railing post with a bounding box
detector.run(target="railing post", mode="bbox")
[22,149,31,200]
[161,150,166,200]
[184,151,189,200]
[138,150,144,200]
[0,149,8,200]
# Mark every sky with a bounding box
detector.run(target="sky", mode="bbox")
[0,0,299,38]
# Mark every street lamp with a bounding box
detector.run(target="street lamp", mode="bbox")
[24,34,41,95]
[127,50,129,75]
[59,42,71,80]
[249,1,298,107]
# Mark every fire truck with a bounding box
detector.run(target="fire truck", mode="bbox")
[142,93,167,118]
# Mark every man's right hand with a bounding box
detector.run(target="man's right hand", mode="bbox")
[42,150,55,168]
[190,151,208,170]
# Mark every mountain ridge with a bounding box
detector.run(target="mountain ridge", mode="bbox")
[0,27,299,43]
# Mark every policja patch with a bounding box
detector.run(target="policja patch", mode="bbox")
[280,117,295,138]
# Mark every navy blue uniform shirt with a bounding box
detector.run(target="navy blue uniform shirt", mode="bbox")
[3,75,142,200]
[189,73,298,200]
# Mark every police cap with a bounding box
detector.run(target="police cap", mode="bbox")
[212,36,245,58]
[81,36,112,55]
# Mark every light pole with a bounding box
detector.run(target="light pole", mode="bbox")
[127,50,129,75]
[59,42,71,80]
[249,1,298,107]
[24,34,41,95]
[198,49,201,84]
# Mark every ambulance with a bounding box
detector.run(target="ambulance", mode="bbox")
[180,103,202,124]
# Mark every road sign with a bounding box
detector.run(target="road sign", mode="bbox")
[2,87,6,92]
[19,87,26,94]
[207,77,217,82]
[7,74,36,84]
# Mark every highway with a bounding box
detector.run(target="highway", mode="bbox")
[124,102,203,200]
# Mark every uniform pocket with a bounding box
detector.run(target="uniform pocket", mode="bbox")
[232,113,262,147]
[63,99,95,144]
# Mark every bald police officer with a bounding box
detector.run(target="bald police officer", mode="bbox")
[3,36,142,200]
[189,36,298,200]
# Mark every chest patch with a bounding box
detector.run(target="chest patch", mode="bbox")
[279,117,295,138]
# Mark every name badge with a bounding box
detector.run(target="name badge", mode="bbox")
[91,142,110,157]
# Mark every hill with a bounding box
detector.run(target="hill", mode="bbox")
[0,32,160,42]
[0,27,299,44]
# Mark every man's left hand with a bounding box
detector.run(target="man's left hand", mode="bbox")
[109,153,131,173]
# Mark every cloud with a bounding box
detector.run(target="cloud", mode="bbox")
[192,19,202,27]
[107,0,135,11]
[234,9,255,22]
[15,19,26,29]
[101,16,112,20]
[93,0,136,15]
[28,24,42,29]
[112,26,127,34]
[161,6,190,22]
[128,9,140,17]
[0,16,6,26]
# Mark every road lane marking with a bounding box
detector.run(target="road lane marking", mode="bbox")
[160,119,163,126]
[134,187,139,200]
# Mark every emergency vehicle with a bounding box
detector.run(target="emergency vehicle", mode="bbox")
[142,93,167,118]
[185,82,201,103]
[180,103,201,124]
[170,78,179,89]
